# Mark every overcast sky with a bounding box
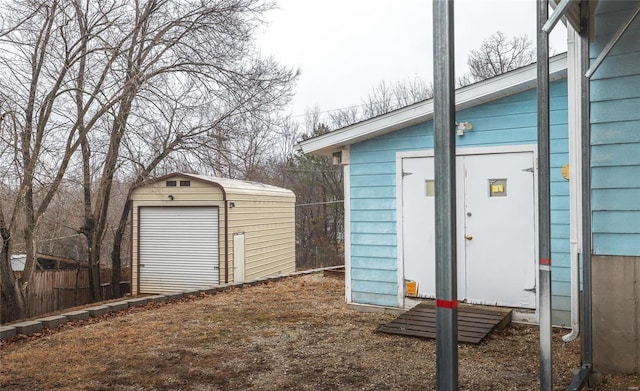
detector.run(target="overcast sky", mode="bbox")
[257,0,567,119]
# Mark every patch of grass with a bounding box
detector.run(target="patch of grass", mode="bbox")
[4,273,626,390]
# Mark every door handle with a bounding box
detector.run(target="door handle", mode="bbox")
[465,234,473,240]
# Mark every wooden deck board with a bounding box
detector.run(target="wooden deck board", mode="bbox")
[377,301,512,344]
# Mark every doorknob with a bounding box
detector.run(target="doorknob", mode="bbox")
[465,234,473,240]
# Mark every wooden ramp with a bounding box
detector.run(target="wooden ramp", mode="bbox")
[377,301,512,344]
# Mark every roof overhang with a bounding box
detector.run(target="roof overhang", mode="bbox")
[549,0,582,32]
[299,53,567,156]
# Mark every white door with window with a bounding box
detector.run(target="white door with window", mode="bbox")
[401,156,466,300]
[401,151,536,308]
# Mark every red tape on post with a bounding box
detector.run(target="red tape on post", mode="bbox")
[436,299,458,309]
[540,258,551,266]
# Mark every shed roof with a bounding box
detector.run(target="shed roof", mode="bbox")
[139,172,295,198]
[299,53,568,156]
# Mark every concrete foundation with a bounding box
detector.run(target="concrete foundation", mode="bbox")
[592,255,640,374]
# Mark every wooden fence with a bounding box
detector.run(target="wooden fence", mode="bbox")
[7,268,131,320]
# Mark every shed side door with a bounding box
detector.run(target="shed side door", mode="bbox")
[139,206,219,293]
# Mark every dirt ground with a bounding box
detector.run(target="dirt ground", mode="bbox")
[1,273,638,390]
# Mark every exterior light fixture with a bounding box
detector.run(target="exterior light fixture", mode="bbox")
[455,121,473,136]
[168,194,174,200]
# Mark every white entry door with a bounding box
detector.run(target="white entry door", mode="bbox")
[401,151,536,308]
[401,156,466,300]
[462,153,536,308]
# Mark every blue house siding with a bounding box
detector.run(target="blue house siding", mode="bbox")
[349,80,571,324]
[589,3,640,257]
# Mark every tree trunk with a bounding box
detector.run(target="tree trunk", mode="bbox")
[0,230,28,322]
[110,200,132,298]
[87,234,102,301]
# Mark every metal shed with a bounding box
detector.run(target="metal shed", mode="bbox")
[130,173,296,294]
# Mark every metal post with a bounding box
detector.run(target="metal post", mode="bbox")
[537,1,553,390]
[433,1,458,390]
[580,0,593,367]
[567,5,594,389]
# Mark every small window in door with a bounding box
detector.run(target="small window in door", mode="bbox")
[489,178,507,197]
[425,180,435,197]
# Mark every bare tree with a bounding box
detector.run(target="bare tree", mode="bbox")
[327,77,433,128]
[286,122,343,269]
[462,31,535,85]
[0,0,296,319]
[0,0,106,318]
[362,78,433,119]
[79,0,296,300]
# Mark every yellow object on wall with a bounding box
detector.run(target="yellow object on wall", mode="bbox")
[405,280,418,297]
[561,164,570,180]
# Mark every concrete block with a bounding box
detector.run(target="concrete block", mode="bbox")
[107,302,129,312]
[65,310,90,321]
[182,290,199,297]
[0,325,16,340]
[39,315,68,329]
[146,295,167,303]
[212,284,232,293]
[255,277,273,284]
[126,298,148,307]
[86,305,110,318]
[593,255,640,373]
[13,320,43,335]
[163,292,184,301]
[199,288,216,295]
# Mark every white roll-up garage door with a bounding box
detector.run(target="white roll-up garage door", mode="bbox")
[139,206,219,293]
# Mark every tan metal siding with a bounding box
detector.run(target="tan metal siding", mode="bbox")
[227,192,296,282]
[131,173,295,289]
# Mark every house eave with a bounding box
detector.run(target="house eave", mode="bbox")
[300,53,568,156]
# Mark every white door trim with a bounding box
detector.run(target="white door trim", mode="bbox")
[396,144,539,312]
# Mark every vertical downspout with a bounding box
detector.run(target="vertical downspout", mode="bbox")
[537,1,553,390]
[563,26,582,343]
[211,181,229,284]
[433,1,458,390]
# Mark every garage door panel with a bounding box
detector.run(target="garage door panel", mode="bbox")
[139,207,219,293]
